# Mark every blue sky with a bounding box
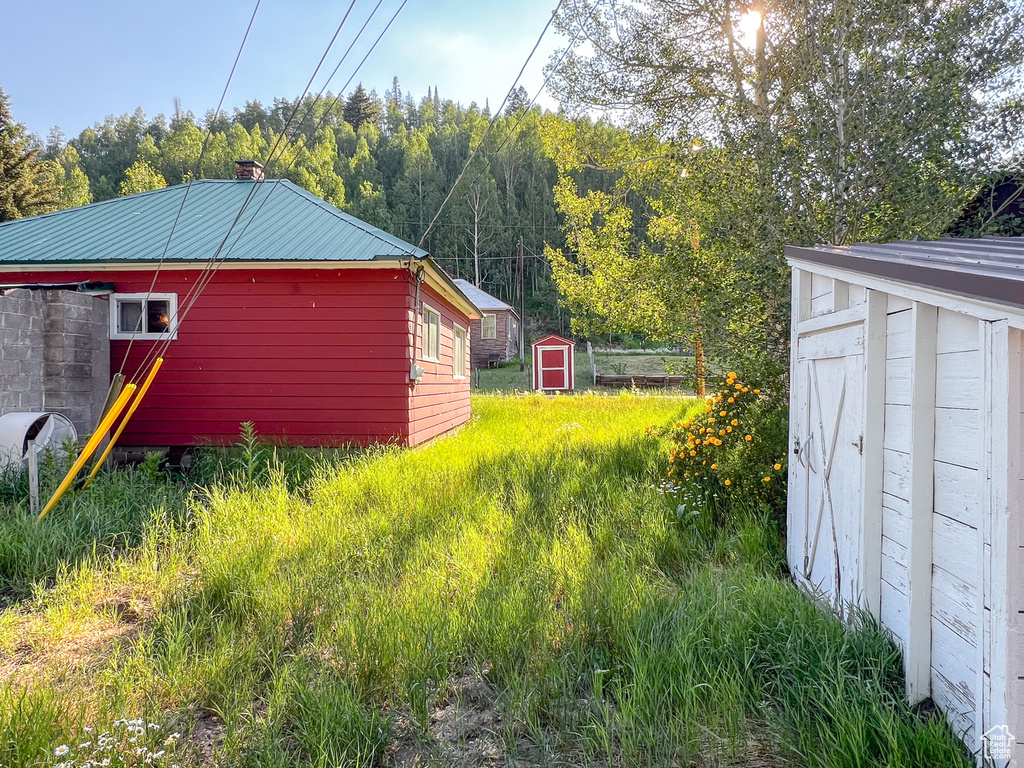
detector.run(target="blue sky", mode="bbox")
[2,0,566,140]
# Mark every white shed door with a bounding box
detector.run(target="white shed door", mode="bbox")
[792,323,865,607]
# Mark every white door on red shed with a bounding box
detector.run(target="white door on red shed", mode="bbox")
[791,322,866,608]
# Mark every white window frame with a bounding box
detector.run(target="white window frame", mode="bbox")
[422,303,441,362]
[453,323,467,378]
[109,292,178,340]
[481,313,497,339]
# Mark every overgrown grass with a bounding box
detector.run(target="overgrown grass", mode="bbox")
[0,452,187,604]
[0,393,974,767]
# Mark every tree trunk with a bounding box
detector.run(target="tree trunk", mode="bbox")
[694,335,706,397]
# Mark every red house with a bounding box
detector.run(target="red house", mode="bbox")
[0,169,480,448]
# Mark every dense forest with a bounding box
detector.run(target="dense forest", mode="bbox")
[14,82,600,332]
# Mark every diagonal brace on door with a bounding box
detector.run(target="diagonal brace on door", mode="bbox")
[803,361,846,586]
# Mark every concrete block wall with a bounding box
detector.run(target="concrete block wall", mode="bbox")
[0,289,46,413]
[0,288,110,438]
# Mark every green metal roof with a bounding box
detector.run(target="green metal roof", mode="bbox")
[0,179,429,264]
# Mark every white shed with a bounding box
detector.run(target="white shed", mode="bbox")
[786,237,1024,761]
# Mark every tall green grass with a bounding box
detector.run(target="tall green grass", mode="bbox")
[0,452,187,603]
[0,393,974,767]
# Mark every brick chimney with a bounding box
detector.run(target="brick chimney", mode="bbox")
[234,159,265,181]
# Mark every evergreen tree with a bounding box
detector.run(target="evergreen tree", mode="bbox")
[0,87,58,221]
[343,84,381,132]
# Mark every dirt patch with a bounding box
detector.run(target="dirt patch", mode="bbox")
[0,588,149,687]
[389,672,539,768]
[188,711,228,765]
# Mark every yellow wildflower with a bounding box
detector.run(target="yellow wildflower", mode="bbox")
[774,463,782,471]
[745,435,752,442]
[724,479,732,486]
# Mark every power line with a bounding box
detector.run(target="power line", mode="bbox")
[118,0,262,377]
[416,35,578,255]
[133,0,411,378]
[219,0,409,257]
[130,0,368,379]
[415,0,564,251]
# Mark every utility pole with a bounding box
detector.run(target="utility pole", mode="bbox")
[519,236,525,373]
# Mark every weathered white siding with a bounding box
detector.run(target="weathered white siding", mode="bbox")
[880,298,912,647]
[930,309,983,731]
[809,272,834,317]
[1015,329,1024,753]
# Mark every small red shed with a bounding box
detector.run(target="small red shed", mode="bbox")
[0,174,480,448]
[531,334,575,392]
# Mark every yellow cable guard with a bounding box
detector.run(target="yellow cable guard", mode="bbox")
[83,358,164,490]
[37,383,138,521]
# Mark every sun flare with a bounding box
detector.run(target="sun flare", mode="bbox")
[736,9,763,49]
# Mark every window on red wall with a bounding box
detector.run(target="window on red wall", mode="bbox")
[422,304,441,361]
[453,325,467,377]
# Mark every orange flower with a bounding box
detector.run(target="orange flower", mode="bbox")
[753,389,761,394]
[719,429,726,436]
[690,450,697,456]
[774,463,782,471]
[762,476,771,483]
[745,435,753,442]
[731,419,738,426]
[724,479,732,486]
[710,463,717,469]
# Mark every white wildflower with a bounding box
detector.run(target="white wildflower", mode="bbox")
[54,745,70,756]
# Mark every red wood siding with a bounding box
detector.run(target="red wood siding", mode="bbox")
[409,282,471,446]
[1,267,417,447]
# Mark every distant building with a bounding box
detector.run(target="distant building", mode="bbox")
[452,279,520,368]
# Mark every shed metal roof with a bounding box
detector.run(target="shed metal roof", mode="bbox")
[786,237,1024,311]
[451,279,517,315]
[0,179,429,264]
